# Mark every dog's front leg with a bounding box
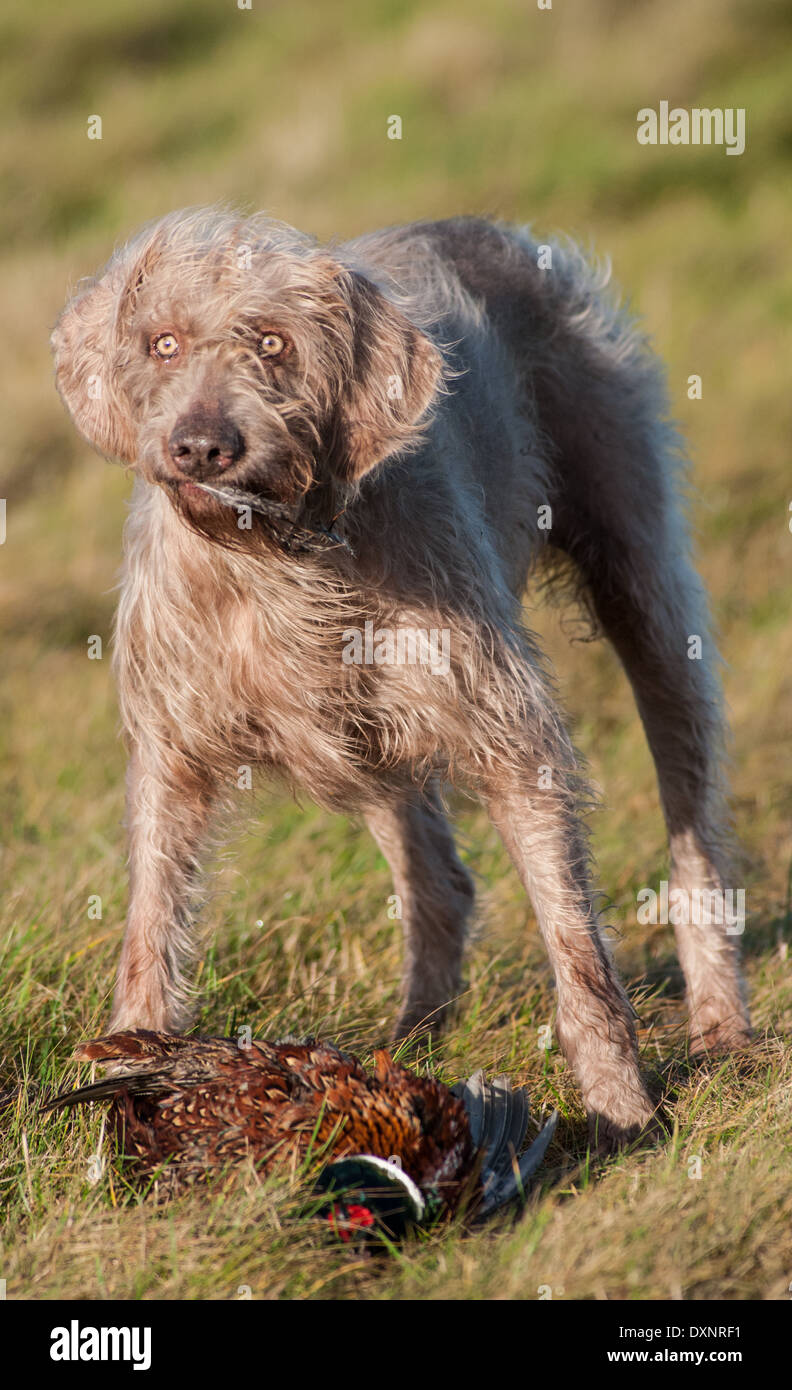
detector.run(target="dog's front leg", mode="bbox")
[485,770,659,1150]
[110,743,216,1032]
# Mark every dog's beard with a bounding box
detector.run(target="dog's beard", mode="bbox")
[151,431,302,531]
[161,468,353,558]
[161,475,295,550]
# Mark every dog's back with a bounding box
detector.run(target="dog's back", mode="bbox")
[343,216,677,605]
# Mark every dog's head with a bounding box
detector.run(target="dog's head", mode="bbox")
[51,208,443,530]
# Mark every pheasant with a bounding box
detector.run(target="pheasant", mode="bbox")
[44,1031,557,1238]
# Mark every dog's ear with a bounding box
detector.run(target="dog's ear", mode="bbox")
[51,236,163,465]
[51,267,137,464]
[328,270,444,483]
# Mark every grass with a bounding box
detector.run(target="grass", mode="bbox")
[1,0,791,1300]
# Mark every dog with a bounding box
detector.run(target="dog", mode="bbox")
[52,208,750,1146]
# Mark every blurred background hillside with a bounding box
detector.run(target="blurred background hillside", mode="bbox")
[1,0,791,1300]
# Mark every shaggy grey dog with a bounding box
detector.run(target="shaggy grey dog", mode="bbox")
[52,209,750,1147]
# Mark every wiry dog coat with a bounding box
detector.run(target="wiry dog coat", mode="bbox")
[52,210,750,1146]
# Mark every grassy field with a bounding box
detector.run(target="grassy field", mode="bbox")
[1,0,791,1300]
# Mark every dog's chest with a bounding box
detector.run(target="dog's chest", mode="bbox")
[118,527,450,802]
[200,584,358,738]
[123,568,378,785]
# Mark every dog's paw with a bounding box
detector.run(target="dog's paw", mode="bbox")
[587,1107,665,1155]
[689,1017,753,1057]
[584,1080,665,1154]
[687,995,752,1057]
[392,999,452,1044]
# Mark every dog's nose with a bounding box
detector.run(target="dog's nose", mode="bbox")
[168,409,244,478]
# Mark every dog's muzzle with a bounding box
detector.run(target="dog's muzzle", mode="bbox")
[168,406,244,480]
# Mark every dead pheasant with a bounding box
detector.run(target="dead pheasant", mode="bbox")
[44,1031,557,1237]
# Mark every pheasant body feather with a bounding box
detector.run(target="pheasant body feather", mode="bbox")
[44,1030,557,1226]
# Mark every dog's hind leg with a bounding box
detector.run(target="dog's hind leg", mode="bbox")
[574,531,750,1055]
[541,325,750,1054]
[530,262,750,1055]
[365,786,475,1040]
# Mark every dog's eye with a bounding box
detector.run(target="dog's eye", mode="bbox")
[151,333,179,360]
[259,332,286,359]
